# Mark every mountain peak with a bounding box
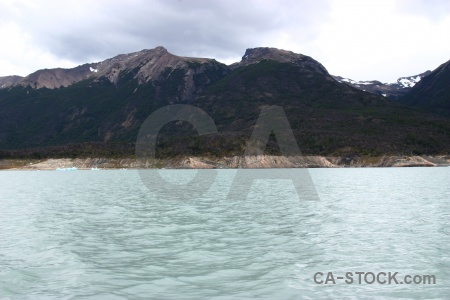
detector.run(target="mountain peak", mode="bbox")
[232,47,329,75]
[153,46,168,52]
[241,47,298,62]
[237,47,304,67]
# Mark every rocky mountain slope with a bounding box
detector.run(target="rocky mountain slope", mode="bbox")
[0,75,23,89]
[333,71,431,99]
[0,47,449,159]
[1,47,228,100]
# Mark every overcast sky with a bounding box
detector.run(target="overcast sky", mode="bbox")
[1,0,450,82]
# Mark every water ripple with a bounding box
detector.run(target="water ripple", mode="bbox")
[0,168,449,299]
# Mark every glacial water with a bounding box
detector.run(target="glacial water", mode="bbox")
[0,168,449,299]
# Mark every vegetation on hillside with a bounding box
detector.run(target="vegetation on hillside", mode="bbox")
[0,59,449,159]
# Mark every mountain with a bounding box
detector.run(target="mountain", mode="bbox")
[399,60,450,116]
[2,46,228,101]
[333,71,431,99]
[191,49,448,157]
[0,46,229,150]
[0,46,449,159]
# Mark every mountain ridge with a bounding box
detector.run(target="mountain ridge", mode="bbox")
[0,46,449,158]
[0,46,228,92]
[0,46,438,100]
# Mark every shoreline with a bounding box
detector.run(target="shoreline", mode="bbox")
[1,155,449,170]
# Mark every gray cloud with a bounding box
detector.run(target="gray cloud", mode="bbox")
[5,0,331,65]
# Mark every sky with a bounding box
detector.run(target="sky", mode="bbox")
[1,0,450,82]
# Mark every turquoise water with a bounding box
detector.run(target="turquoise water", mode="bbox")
[0,168,449,299]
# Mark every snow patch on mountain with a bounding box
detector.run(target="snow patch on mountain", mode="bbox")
[335,77,381,86]
[336,72,429,89]
[395,76,422,88]
[333,71,431,99]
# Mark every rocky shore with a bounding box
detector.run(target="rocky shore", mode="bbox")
[1,155,449,170]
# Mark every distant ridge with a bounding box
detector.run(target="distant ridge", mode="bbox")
[333,71,431,99]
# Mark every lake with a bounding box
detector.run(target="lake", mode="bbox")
[0,168,449,299]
